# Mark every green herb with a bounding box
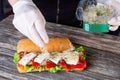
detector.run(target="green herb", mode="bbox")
[81,55,86,60]
[50,52,59,59]
[73,46,84,52]
[13,52,19,64]
[24,66,34,72]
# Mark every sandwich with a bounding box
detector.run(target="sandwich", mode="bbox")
[13,37,86,73]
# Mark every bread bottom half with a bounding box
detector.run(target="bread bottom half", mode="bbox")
[17,64,84,73]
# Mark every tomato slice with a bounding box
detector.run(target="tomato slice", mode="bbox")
[31,58,41,67]
[75,60,86,69]
[46,60,56,68]
[58,60,67,68]
[65,65,73,71]
[19,52,24,60]
[58,60,73,71]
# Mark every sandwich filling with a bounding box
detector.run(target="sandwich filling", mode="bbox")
[13,46,86,73]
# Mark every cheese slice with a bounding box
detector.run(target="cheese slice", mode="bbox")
[34,52,50,64]
[62,51,79,65]
[49,52,61,64]
[19,52,37,66]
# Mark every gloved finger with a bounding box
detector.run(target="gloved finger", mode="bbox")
[35,20,49,43]
[109,25,119,31]
[37,10,46,26]
[106,0,120,23]
[28,24,45,48]
[108,17,120,25]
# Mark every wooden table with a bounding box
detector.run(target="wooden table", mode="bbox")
[0,15,120,80]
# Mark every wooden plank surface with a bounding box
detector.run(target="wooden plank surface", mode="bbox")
[46,23,120,54]
[0,15,120,80]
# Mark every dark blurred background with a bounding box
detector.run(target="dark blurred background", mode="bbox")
[0,0,13,21]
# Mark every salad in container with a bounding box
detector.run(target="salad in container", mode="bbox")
[76,0,114,32]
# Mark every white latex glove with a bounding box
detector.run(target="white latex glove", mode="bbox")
[106,0,120,31]
[12,0,49,48]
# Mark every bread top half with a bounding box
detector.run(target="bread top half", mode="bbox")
[17,37,73,54]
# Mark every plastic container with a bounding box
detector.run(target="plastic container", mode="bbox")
[76,0,114,33]
[83,22,109,32]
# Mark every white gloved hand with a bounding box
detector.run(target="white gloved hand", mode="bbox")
[106,0,120,31]
[12,0,49,48]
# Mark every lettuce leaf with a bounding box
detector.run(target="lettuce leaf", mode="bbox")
[48,65,62,73]
[81,55,86,60]
[38,67,45,72]
[13,52,19,64]
[24,66,34,72]
[73,46,84,52]
[24,66,46,72]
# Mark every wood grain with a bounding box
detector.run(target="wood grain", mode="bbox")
[46,23,120,54]
[0,15,120,80]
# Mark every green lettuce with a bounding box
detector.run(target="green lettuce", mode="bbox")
[81,55,86,60]
[24,66,34,72]
[13,52,19,64]
[48,65,62,73]
[24,65,46,72]
[38,66,45,72]
[73,46,84,52]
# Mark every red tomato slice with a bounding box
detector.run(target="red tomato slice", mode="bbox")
[46,60,56,68]
[64,65,73,71]
[59,60,73,71]
[31,58,41,67]
[75,60,86,69]
[19,52,24,60]
[58,60,67,68]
